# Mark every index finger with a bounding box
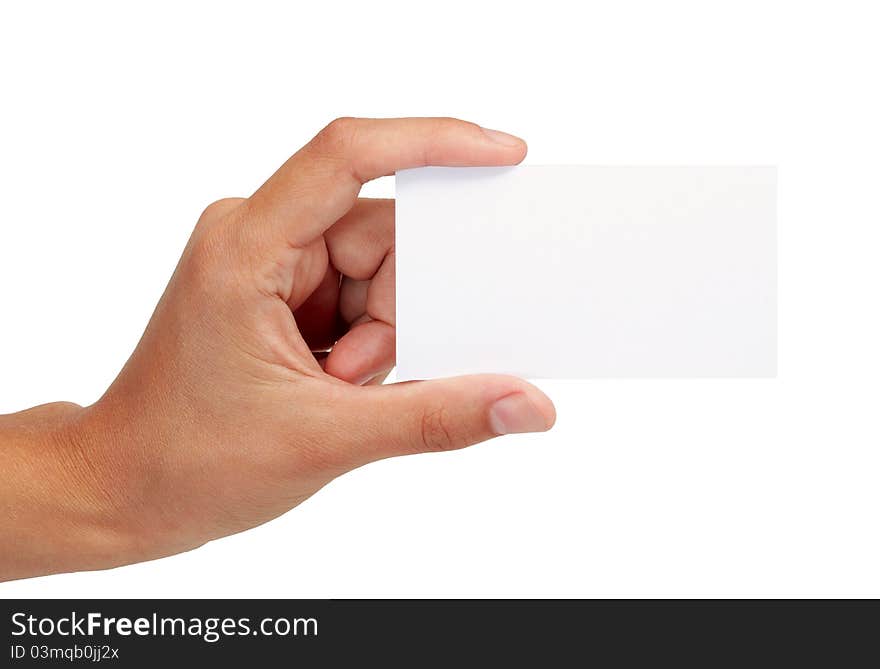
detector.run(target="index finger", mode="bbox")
[247,117,527,248]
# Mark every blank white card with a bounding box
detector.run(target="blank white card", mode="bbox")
[395,166,776,379]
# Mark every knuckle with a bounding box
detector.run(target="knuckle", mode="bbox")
[185,202,248,293]
[191,198,246,257]
[433,116,477,137]
[418,406,458,453]
[182,238,225,295]
[197,197,245,225]
[315,117,358,152]
[436,115,467,128]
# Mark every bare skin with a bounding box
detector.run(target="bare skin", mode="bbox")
[0,118,555,582]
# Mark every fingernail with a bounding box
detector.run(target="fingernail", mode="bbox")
[488,393,548,435]
[480,127,524,147]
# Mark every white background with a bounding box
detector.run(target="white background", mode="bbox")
[1,1,878,597]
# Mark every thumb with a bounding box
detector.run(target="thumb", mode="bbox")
[339,375,556,466]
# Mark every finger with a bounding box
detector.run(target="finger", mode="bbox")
[248,117,527,248]
[325,198,394,280]
[292,263,342,351]
[365,251,394,326]
[328,253,394,383]
[337,254,395,327]
[339,253,395,325]
[332,375,556,468]
[339,277,369,324]
[325,319,395,385]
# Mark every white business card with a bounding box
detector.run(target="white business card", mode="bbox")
[395,166,776,379]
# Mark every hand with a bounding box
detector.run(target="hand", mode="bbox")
[0,118,555,581]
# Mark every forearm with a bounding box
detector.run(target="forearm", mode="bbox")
[0,402,137,581]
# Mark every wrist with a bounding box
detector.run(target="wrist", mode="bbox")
[0,401,147,580]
